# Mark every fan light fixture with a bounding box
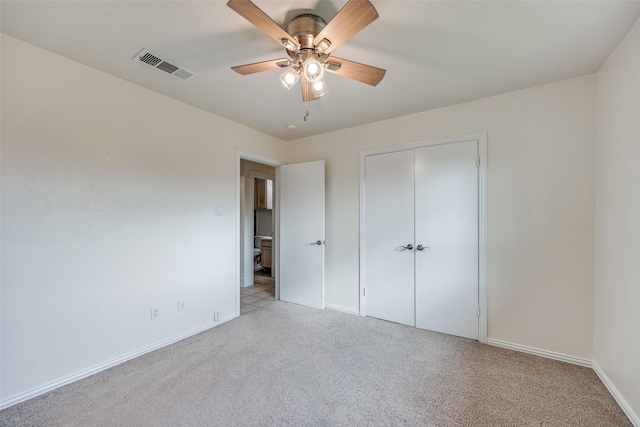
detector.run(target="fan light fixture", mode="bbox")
[277,54,329,98]
[311,78,329,97]
[279,67,300,90]
[303,57,324,83]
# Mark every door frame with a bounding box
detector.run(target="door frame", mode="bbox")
[359,131,488,343]
[236,150,284,317]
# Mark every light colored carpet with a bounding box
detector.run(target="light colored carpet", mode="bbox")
[0,301,631,426]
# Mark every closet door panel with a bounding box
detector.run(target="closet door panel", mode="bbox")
[364,150,415,326]
[414,141,479,339]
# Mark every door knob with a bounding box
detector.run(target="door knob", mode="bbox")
[400,244,414,250]
[416,245,430,251]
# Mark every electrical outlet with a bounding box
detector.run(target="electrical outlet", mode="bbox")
[178,300,185,312]
[214,311,220,322]
[151,307,159,320]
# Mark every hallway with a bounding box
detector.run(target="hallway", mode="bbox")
[240,270,275,314]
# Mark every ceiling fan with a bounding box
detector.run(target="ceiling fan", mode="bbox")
[227,0,386,102]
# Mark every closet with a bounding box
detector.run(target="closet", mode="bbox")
[363,139,480,340]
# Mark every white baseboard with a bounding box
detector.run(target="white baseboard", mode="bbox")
[324,303,359,316]
[593,361,640,427]
[0,314,237,410]
[486,338,592,367]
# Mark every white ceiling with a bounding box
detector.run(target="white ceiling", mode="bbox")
[2,1,640,141]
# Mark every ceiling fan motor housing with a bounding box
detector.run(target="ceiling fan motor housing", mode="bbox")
[287,14,327,50]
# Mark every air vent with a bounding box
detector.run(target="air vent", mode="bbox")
[133,49,196,82]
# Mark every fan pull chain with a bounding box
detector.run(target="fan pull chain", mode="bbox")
[303,100,309,122]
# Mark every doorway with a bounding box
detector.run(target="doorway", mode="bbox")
[239,158,277,315]
[236,153,327,317]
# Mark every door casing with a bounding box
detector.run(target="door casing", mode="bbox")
[359,132,488,343]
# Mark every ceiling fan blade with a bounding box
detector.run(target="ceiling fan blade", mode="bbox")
[326,57,386,86]
[227,0,300,49]
[313,0,378,54]
[301,78,321,102]
[231,59,290,75]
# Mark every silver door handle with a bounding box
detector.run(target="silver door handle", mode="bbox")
[310,240,324,245]
[400,244,413,250]
[416,245,430,251]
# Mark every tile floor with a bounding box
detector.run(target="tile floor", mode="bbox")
[240,270,276,314]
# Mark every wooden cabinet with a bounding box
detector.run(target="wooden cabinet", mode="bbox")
[261,238,272,270]
[255,178,266,209]
[254,178,273,209]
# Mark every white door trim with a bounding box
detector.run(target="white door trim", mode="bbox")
[236,151,284,317]
[359,132,488,343]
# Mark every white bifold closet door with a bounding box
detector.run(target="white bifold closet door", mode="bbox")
[365,141,479,340]
[414,142,478,339]
[364,150,416,326]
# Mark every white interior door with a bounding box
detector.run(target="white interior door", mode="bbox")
[415,141,479,339]
[279,160,325,309]
[364,150,416,326]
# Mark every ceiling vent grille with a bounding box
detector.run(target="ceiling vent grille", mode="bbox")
[133,49,196,82]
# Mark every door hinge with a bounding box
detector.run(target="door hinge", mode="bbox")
[476,305,481,316]
[363,169,367,179]
[476,156,480,167]
[363,288,367,296]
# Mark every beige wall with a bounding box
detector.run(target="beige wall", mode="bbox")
[287,75,597,360]
[0,35,286,402]
[594,17,640,421]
